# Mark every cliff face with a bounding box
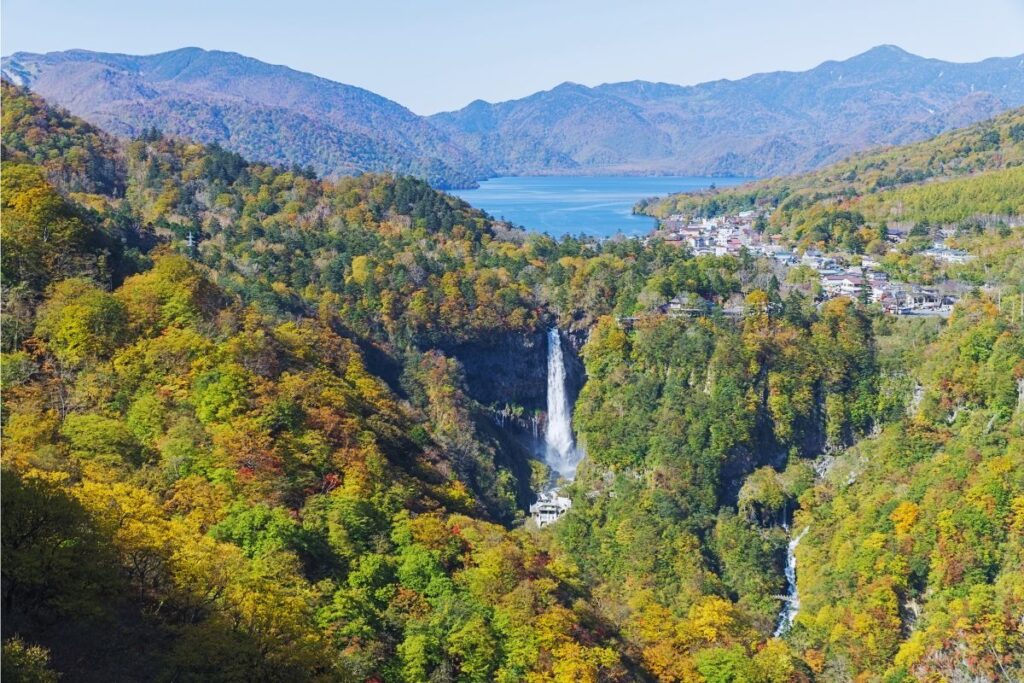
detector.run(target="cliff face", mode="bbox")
[562,328,588,412]
[450,327,588,501]
[448,329,549,412]
[449,326,587,413]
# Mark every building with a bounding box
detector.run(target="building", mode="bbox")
[658,211,768,258]
[921,244,973,264]
[868,278,890,302]
[801,252,839,273]
[530,491,572,527]
[822,274,865,298]
[660,293,713,317]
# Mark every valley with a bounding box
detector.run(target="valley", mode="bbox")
[2,45,1023,683]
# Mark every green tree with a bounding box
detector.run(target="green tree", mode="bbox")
[35,278,128,366]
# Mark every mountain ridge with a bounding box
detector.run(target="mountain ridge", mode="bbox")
[2,47,491,188]
[441,45,1021,111]
[4,45,1023,186]
[431,45,1024,177]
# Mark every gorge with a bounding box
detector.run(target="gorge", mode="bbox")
[3,64,1023,681]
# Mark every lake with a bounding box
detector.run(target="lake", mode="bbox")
[452,175,749,238]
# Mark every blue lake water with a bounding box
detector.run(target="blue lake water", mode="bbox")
[452,175,749,238]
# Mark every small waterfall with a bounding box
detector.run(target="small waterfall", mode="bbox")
[774,526,809,637]
[909,382,924,415]
[545,327,582,481]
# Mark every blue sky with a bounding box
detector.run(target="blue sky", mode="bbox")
[3,0,1023,114]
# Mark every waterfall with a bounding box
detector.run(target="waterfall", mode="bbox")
[774,526,809,637]
[545,327,582,481]
[909,382,924,415]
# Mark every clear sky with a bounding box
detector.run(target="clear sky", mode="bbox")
[3,0,1023,114]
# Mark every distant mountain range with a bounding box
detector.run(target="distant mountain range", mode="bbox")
[4,45,1023,187]
[431,46,1024,177]
[0,48,490,188]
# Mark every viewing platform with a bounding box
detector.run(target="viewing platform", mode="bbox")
[529,491,572,527]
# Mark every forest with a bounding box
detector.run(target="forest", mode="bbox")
[1,80,1022,682]
[640,108,1024,253]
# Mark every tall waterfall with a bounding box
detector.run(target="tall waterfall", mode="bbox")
[545,327,582,480]
[774,526,809,637]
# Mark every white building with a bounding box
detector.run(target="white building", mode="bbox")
[922,245,973,264]
[530,491,572,527]
[822,274,865,298]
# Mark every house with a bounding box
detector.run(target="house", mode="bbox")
[879,293,903,315]
[868,279,890,302]
[661,293,712,317]
[772,251,797,265]
[908,286,941,308]
[886,226,909,244]
[801,252,839,272]
[822,274,865,298]
[921,245,972,264]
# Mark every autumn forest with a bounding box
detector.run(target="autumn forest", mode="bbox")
[1,67,1022,683]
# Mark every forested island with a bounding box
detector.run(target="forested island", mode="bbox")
[1,79,1022,683]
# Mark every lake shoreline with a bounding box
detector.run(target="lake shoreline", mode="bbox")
[452,175,749,238]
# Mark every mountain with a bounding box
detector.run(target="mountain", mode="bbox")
[3,79,1023,682]
[430,45,1024,177]
[1,47,490,188]
[5,46,1024,189]
[640,106,1024,250]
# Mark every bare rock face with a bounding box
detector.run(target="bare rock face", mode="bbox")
[447,329,550,412]
[447,326,586,411]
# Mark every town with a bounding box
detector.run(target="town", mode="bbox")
[652,210,974,316]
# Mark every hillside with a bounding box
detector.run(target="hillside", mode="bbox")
[641,107,1024,250]
[1,48,490,188]
[431,46,1024,178]
[793,305,1024,679]
[0,80,635,682]
[5,46,1024,189]
[2,83,1022,682]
